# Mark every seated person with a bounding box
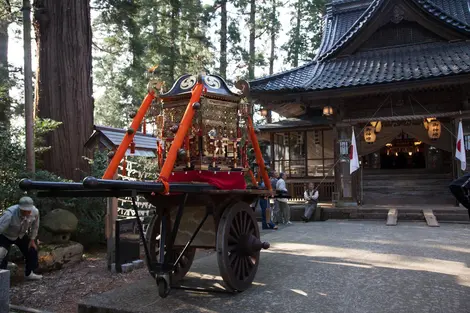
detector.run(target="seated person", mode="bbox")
[301,183,319,222]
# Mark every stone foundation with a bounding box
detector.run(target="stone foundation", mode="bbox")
[37,241,84,273]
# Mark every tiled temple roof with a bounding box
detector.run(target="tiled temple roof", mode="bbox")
[250,0,470,93]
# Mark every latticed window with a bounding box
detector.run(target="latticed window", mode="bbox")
[272,129,334,178]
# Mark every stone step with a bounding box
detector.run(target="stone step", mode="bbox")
[362,184,450,193]
[323,208,469,222]
[363,173,452,180]
[256,204,469,222]
[364,178,453,183]
[362,191,455,199]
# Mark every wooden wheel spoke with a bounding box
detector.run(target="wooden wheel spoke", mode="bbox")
[233,215,242,237]
[250,223,256,234]
[217,201,261,292]
[239,256,246,280]
[234,256,242,278]
[228,244,237,253]
[229,252,237,266]
[228,233,238,245]
[246,256,251,276]
[146,211,196,285]
[242,212,249,234]
[247,256,255,268]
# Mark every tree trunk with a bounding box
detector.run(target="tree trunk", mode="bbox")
[0,2,11,129]
[293,0,301,68]
[169,0,180,83]
[219,0,227,79]
[33,0,93,181]
[269,0,277,75]
[248,0,255,79]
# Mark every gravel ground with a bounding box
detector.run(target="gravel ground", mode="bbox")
[9,248,215,313]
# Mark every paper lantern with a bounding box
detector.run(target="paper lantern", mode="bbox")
[364,126,376,144]
[427,120,441,140]
[323,106,333,116]
[370,121,382,133]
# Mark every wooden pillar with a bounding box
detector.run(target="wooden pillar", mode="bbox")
[338,127,353,199]
[106,152,119,270]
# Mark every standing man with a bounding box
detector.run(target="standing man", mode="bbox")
[0,197,42,280]
[302,183,319,222]
[258,179,278,230]
[269,171,280,224]
[276,173,291,225]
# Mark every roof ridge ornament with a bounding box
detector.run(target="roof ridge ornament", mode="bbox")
[390,5,405,24]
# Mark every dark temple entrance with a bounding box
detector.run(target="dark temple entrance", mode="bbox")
[361,131,454,206]
[379,139,426,170]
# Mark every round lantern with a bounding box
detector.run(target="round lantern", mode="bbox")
[364,126,376,144]
[323,106,333,116]
[427,120,441,140]
[370,121,382,133]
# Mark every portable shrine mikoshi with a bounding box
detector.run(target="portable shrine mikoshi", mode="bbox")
[19,70,285,298]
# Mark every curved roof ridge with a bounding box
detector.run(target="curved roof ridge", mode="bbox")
[317,0,384,62]
[414,0,470,32]
[301,63,327,89]
[248,60,317,84]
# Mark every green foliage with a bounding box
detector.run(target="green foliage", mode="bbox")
[0,128,28,211]
[26,152,108,249]
[34,118,63,156]
[92,0,215,128]
[282,0,327,67]
[0,119,108,248]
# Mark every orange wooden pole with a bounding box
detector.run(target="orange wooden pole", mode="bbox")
[246,115,272,191]
[102,91,155,179]
[158,81,204,192]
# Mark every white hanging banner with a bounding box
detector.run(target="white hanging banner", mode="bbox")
[456,120,467,172]
[350,128,360,175]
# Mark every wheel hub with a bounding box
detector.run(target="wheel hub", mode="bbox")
[236,234,270,256]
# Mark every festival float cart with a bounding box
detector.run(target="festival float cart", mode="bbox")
[19,70,281,298]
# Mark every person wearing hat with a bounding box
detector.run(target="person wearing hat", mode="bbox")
[0,197,42,280]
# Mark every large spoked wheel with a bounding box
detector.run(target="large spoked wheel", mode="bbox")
[217,201,269,292]
[146,211,196,284]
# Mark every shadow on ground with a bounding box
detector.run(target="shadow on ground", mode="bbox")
[78,221,470,313]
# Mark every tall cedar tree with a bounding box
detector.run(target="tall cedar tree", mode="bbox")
[0,0,17,129]
[282,0,326,67]
[93,0,213,128]
[257,0,280,75]
[33,0,93,180]
[219,0,227,78]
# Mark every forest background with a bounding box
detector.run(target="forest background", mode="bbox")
[0,0,326,247]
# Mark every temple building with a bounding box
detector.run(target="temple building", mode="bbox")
[250,0,470,206]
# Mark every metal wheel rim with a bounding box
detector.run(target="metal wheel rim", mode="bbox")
[146,210,196,283]
[216,201,260,291]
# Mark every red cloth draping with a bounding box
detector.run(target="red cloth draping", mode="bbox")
[167,170,246,190]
